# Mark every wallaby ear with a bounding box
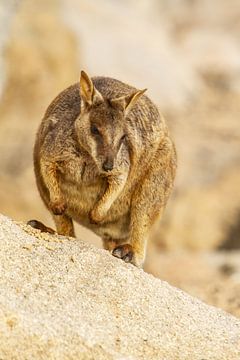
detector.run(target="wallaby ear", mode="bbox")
[111,88,147,114]
[80,70,103,108]
[124,88,147,113]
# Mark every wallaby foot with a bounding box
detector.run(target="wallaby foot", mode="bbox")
[112,243,145,267]
[112,244,134,263]
[27,220,55,234]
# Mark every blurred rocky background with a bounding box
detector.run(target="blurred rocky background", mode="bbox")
[0,0,239,316]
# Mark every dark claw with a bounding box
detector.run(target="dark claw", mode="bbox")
[112,244,134,263]
[122,252,133,262]
[27,220,55,234]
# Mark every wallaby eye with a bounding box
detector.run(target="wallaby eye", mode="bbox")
[90,125,100,136]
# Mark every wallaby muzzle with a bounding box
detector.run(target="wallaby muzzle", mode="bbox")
[102,157,114,172]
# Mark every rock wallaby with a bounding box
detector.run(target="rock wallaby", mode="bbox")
[31,71,177,267]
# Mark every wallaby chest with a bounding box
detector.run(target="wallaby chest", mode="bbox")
[57,157,131,239]
[58,157,106,213]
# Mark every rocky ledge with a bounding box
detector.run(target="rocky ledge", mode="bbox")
[0,214,239,359]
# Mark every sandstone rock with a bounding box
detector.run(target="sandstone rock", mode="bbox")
[0,214,239,360]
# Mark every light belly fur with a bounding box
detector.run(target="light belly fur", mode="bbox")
[60,180,130,240]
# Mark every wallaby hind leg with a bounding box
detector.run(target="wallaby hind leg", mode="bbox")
[53,214,75,237]
[112,209,164,268]
[112,143,176,268]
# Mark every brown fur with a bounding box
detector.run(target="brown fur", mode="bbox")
[33,71,177,267]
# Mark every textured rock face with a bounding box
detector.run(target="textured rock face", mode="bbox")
[0,214,239,360]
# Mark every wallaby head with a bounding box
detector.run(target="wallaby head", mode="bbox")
[75,71,146,174]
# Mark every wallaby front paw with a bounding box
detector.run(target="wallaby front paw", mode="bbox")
[50,199,67,215]
[112,244,144,267]
[89,207,106,224]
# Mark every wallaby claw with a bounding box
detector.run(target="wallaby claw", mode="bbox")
[27,220,55,234]
[112,244,134,263]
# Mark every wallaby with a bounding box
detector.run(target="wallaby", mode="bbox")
[31,71,177,267]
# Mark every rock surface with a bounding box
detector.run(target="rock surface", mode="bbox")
[0,214,239,360]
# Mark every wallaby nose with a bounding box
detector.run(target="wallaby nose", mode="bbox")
[102,158,114,172]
